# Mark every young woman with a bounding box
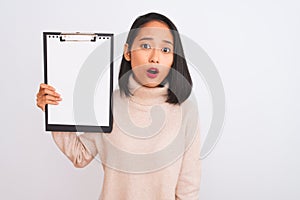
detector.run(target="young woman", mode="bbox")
[36,12,201,200]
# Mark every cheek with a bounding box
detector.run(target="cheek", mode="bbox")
[130,51,149,68]
[162,54,174,68]
[161,67,171,77]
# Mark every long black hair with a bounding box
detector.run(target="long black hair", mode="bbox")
[118,12,192,104]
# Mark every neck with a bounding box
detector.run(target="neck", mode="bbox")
[128,74,169,106]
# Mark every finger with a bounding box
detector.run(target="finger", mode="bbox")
[37,85,59,97]
[36,103,45,112]
[38,95,61,105]
[36,98,60,111]
[38,88,61,98]
[36,96,62,109]
[44,95,62,101]
[43,99,60,105]
[40,83,56,91]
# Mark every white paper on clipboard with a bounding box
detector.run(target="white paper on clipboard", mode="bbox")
[43,32,113,132]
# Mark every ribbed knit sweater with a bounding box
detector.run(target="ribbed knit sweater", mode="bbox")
[52,74,201,200]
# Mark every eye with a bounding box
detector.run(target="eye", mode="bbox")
[141,43,151,49]
[161,47,171,53]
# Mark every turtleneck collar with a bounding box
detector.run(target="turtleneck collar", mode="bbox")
[128,74,169,106]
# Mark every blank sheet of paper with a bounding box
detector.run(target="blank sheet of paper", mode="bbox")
[44,33,113,132]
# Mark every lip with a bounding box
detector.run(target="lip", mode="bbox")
[146,67,159,79]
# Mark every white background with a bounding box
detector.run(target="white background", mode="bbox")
[1,0,299,199]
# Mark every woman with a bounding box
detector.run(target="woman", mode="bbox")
[36,12,201,200]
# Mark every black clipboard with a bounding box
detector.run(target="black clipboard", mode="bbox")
[43,32,113,133]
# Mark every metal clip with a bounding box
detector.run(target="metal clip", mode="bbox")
[60,32,97,42]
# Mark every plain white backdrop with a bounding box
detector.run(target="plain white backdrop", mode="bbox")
[1,0,299,199]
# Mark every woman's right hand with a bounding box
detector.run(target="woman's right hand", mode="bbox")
[36,83,62,112]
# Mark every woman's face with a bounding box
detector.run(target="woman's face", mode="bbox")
[124,20,174,87]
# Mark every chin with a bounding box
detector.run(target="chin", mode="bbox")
[144,82,159,88]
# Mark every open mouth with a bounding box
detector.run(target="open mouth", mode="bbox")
[146,68,159,78]
[147,68,159,74]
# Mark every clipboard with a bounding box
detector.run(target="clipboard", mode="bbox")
[43,32,113,133]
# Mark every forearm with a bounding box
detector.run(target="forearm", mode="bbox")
[52,132,95,168]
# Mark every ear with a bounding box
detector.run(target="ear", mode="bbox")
[123,43,131,61]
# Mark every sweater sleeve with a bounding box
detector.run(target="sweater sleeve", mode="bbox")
[51,132,98,168]
[175,102,202,200]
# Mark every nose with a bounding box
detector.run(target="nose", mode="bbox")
[149,48,159,64]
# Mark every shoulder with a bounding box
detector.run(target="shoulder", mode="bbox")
[112,89,130,106]
[178,97,200,141]
[112,89,121,97]
[177,96,200,129]
[180,96,199,117]
[112,89,127,100]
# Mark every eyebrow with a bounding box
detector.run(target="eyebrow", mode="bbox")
[162,39,173,46]
[139,37,173,46]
